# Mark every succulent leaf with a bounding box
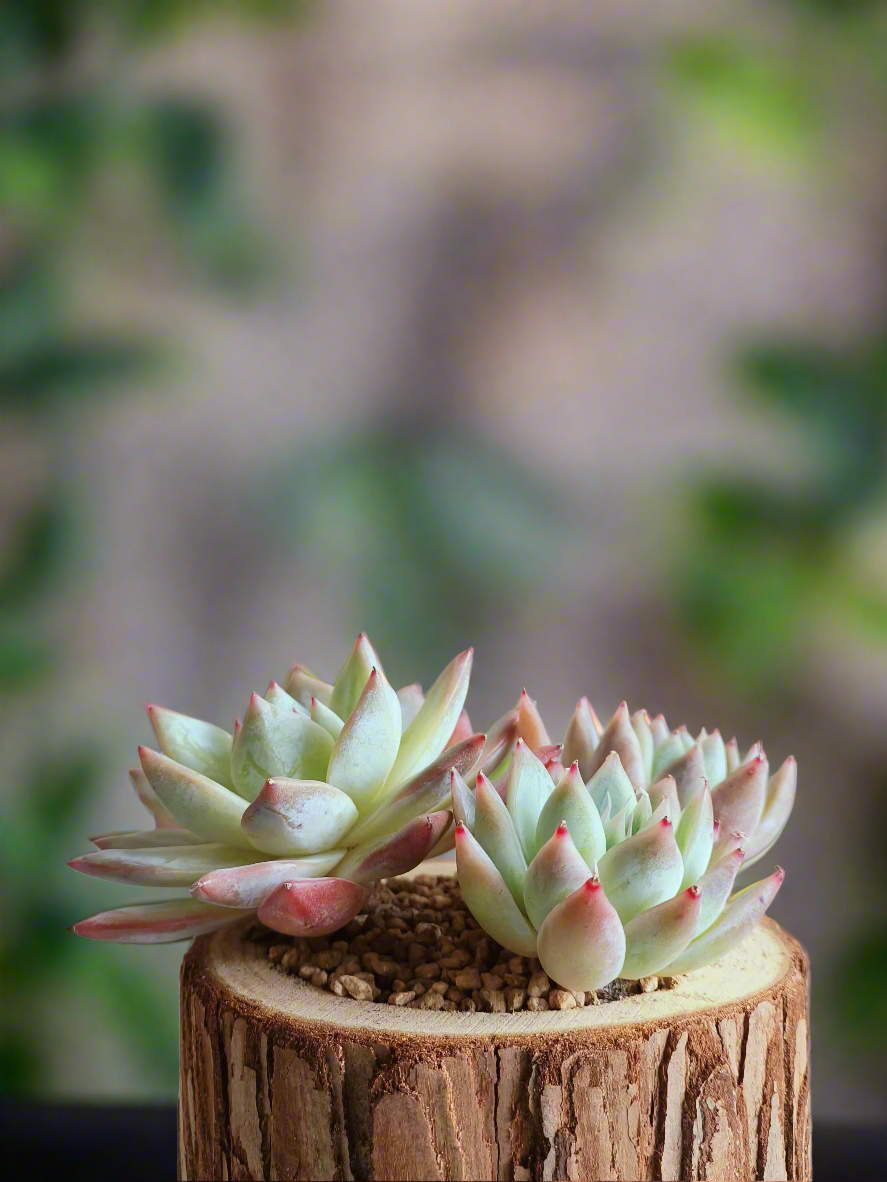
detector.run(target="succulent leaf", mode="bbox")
[516,690,550,749]
[257,877,370,938]
[621,886,701,980]
[265,682,308,716]
[454,823,537,957]
[661,743,707,810]
[597,816,684,924]
[676,783,714,890]
[603,796,635,848]
[584,702,645,791]
[505,739,555,862]
[332,810,451,884]
[711,755,769,856]
[536,877,626,991]
[742,756,796,869]
[524,823,591,929]
[326,669,402,808]
[450,768,475,829]
[725,736,741,774]
[310,696,344,739]
[473,772,528,909]
[700,730,728,787]
[240,778,358,856]
[384,649,473,790]
[69,844,257,887]
[139,747,252,848]
[631,710,654,783]
[647,775,680,824]
[192,851,345,908]
[72,899,252,943]
[231,695,334,801]
[396,683,425,730]
[696,846,745,933]
[562,697,600,780]
[90,828,209,849]
[329,633,382,721]
[663,867,784,974]
[535,762,606,868]
[587,751,635,817]
[285,664,334,710]
[129,766,179,829]
[651,731,685,780]
[147,706,235,790]
[478,708,519,778]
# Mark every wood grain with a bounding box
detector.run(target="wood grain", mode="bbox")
[179,877,810,1181]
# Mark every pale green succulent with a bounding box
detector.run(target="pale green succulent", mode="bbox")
[71,636,515,942]
[454,696,794,991]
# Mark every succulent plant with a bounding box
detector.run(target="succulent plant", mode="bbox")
[70,636,513,943]
[453,696,795,991]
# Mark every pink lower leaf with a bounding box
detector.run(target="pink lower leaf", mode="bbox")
[257,877,370,937]
[72,899,253,943]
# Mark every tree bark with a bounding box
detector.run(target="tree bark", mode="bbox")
[179,915,810,1182]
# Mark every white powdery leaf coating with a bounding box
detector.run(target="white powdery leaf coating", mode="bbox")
[743,756,797,868]
[455,824,537,957]
[506,740,555,863]
[676,784,714,890]
[192,851,344,908]
[663,867,784,974]
[285,664,333,710]
[473,773,528,911]
[240,778,358,856]
[148,706,235,790]
[598,817,684,924]
[536,878,626,991]
[139,748,252,848]
[326,669,402,808]
[231,695,334,801]
[524,825,591,930]
[69,843,256,887]
[384,649,473,790]
[711,755,769,853]
[536,763,606,868]
[587,751,635,818]
[621,887,701,980]
[73,899,252,944]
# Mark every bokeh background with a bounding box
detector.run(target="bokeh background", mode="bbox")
[2,0,886,1123]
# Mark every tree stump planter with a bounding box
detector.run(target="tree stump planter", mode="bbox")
[179,872,811,1182]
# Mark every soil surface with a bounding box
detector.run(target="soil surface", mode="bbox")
[251,873,676,1012]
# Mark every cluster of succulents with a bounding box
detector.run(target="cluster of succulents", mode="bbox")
[71,639,795,996]
[71,636,515,943]
[453,696,794,989]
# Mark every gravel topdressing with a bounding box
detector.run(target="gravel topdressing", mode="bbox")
[256,873,679,1013]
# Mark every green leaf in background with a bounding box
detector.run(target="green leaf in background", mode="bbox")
[0,338,159,413]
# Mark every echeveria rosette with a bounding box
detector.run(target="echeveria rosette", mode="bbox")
[70,635,507,943]
[454,696,795,991]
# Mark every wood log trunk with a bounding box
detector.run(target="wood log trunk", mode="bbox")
[179,901,810,1181]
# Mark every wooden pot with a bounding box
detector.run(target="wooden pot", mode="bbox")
[179,877,810,1181]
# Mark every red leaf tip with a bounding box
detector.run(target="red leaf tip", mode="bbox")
[687,885,701,899]
[556,821,569,837]
[569,760,579,772]
[774,866,785,880]
[659,816,672,828]
[455,822,467,838]
[584,875,601,891]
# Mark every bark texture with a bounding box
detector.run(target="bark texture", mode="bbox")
[179,917,811,1181]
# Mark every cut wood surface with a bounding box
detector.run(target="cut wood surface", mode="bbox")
[179,864,811,1181]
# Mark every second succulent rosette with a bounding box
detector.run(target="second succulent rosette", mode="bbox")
[453,695,795,991]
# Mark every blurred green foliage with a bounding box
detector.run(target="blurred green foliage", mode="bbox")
[0,0,299,1097]
[670,0,887,1060]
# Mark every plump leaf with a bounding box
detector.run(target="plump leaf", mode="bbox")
[231,694,333,800]
[240,778,358,856]
[696,847,745,933]
[383,648,473,789]
[285,664,333,709]
[257,877,370,938]
[536,877,626,991]
[661,743,707,810]
[69,844,255,887]
[515,689,550,748]
[505,739,554,862]
[192,851,344,909]
[711,754,768,855]
[676,783,714,890]
[265,682,309,716]
[310,696,344,739]
[129,767,179,829]
[598,816,684,924]
[473,773,527,910]
[329,633,381,720]
[535,761,606,869]
[524,823,591,930]
[700,730,728,787]
[454,823,537,957]
[742,756,796,868]
[72,899,251,943]
[326,668,402,808]
[139,747,251,847]
[621,887,701,980]
[587,751,635,817]
[147,705,234,790]
[584,702,645,790]
[562,698,601,780]
[332,810,451,884]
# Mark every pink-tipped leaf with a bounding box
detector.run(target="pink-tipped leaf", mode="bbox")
[230,694,333,801]
[711,755,768,855]
[192,851,344,908]
[257,877,370,938]
[473,772,527,909]
[536,876,626,991]
[454,823,537,957]
[587,751,635,817]
[147,706,234,790]
[73,898,252,943]
[129,767,179,829]
[742,756,797,868]
[505,739,555,862]
[676,782,714,890]
[285,664,333,710]
[383,649,473,790]
[536,762,606,868]
[90,828,208,849]
[139,748,251,848]
[326,668,402,807]
[516,689,550,749]
[240,777,357,856]
[70,843,256,887]
[695,846,745,933]
[598,815,684,923]
[562,697,600,780]
[332,810,452,884]
[524,822,591,929]
[621,886,702,980]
